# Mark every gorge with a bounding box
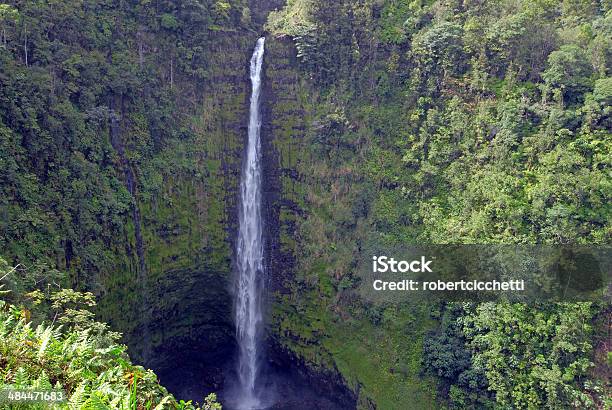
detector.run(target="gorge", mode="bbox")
[0,0,609,409]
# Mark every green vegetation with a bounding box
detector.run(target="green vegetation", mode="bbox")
[0,0,610,408]
[0,0,256,405]
[462,302,600,408]
[266,0,610,407]
[0,258,221,409]
[0,0,255,361]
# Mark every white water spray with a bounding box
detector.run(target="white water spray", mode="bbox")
[235,37,266,409]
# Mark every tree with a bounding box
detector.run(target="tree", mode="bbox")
[411,22,466,81]
[543,45,594,104]
[462,303,598,408]
[0,3,19,48]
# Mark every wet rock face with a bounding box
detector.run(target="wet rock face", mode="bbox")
[260,36,308,294]
[266,340,358,409]
[146,265,235,370]
[260,36,358,408]
[98,29,255,375]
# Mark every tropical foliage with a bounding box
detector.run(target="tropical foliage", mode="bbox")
[0,0,609,408]
[267,0,611,407]
[0,258,221,409]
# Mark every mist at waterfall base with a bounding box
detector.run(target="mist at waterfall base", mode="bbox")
[154,38,351,410]
[157,354,348,410]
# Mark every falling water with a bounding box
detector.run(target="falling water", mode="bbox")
[235,37,266,409]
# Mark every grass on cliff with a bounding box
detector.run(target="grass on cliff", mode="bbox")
[323,308,439,410]
[274,283,439,410]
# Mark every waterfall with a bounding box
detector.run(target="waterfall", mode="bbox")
[235,37,266,409]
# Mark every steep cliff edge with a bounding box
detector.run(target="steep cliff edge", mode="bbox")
[101,29,253,372]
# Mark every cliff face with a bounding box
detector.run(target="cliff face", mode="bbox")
[261,37,309,295]
[93,32,244,370]
[95,0,353,398]
[0,0,274,371]
[0,0,438,404]
[257,0,612,408]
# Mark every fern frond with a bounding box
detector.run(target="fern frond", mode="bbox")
[83,391,112,410]
[33,369,52,389]
[68,381,88,409]
[37,325,53,360]
[12,367,29,387]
